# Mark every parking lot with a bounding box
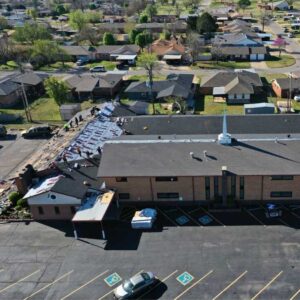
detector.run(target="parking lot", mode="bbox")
[0,204,300,300]
[0,132,48,180]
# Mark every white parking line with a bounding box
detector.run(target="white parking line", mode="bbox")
[61,269,109,300]
[279,218,290,226]
[24,270,74,300]
[211,271,248,300]
[138,270,178,299]
[98,270,143,300]
[290,288,300,300]
[0,269,40,293]
[187,207,202,214]
[250,271,283,300]
[177,207,202,226]
[244,208,266,226]
[174,270,214,300]
[156,207,179,227]
[199,207,225,226]
[281,205,300,220]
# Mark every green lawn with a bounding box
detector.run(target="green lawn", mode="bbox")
[85,61,118,71]
[38,62,75,71]
[266,55,296,68]
[195,96,244,115]
[261,73,288,83]
[193,61,251,70]
[127,75,166,81]
[0,60,18,70]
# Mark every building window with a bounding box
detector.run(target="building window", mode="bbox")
[71,206,76,214]
[240,176,244,200]
[116,177,127,182]
[54,206,60,215]
[155,177,178,182]
[213,176,219,198]
[38,206,44,215]
[50,194,56,199]
[271,175,294,180]
[231,175,236,199]
[205,177,210,200]
[118,193,130,199]
[157,193,179,199]
[270,191,292,198]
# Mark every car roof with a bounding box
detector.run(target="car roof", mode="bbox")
[130,274,145,285]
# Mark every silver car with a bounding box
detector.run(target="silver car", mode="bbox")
[113,272,156,299]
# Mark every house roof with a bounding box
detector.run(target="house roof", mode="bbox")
[11,72,43,86]
[201,70,262,89]
[219,46,250,55]
[274,78,300,90]
[214,33,262,45]
[150,39,185,56]
[98,138,300,177]
[0,78,20,96]
[61,45,91,56]
[224,76,254,94]
[120,115,300,135]
[97,44,139,55]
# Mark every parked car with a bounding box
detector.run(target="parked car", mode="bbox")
[113,272,156,299]
[294,95,300,101]
[76,59,87,66]
[0,124,7,137]
[21,125,51,138]
[265,204,282,218]
[284,27,289,33]
[89,66,106,73]
[288,32,295,38]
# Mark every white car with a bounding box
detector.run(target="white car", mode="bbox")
[294,95,300,101]
[113,272,156,299]
[89,66,106,73]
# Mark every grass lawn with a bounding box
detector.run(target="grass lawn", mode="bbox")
[85,61,118,71]
[148,103,174,115]
[195,96,244,115]
[193,61,251,70]
[266,55,296,68]
[261,73,288,83]
[0,60,19,70]
[127,75,166,81]
[39,62,75,71]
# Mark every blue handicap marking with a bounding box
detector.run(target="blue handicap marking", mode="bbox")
[176,272,194,286]
[176,215,189,225]
[104,272,122,287]
[199,215,213,225]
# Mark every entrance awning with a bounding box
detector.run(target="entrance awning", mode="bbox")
[163,54,182,60]
[72,190,115,222]
[213,86,225,95]
[115,55,137,61]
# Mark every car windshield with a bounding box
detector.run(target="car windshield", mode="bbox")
[141,273,150,281]
[123,280,134,292]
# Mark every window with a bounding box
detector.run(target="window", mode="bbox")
[38,206,44,215]
[119,193,130,199]
[270,191,292,198]
[231,175,236,199]
[71,206,76,214]
[50,194,56,200]
[157,193,179,199]
[54,206,60,215]
[240,176,244,200]
[205,177,210,200]
[155,177,178,182]
[271,175,294,180]
[213,177,219,198]
[116,177,127,182]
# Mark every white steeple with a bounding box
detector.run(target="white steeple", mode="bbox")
[218,110,232,145]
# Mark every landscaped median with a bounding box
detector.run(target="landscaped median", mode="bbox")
[266,55,296,68]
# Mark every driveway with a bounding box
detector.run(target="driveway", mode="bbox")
[0,131,48,180]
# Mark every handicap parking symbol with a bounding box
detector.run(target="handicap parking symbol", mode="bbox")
[176,215,189,225]
[104,272,122,287]
[177,272,194,286]
[199,215,213,225]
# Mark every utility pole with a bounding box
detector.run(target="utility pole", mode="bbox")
[19,63,32,122]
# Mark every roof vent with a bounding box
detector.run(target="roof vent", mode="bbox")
[189,152,194,159]
[203,150,208,161]
[218,111,232,145]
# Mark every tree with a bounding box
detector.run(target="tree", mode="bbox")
[139,14,148,23]
[273,36,288,57]
[160,30,171,40]
[103,32,115,45]
[196,12,218,35]
[238,0,251,11]
[137,53,158,114]
[259,11,271,32]
[187,16,197,31]
[166,96,186,114]
[187,32,202,62]
[31,40,61,66]
[144,4,157,22]
[129,29,140,43]
[87,11,102,23]
[211,44,226,63]
[0,17,9,30]
[32,0,39,10]
[135,32,152,49]
[45,77,69,106]
[69,10,88,31]
[13,22,52,44]
[26,8,38,20]
[77,26,99,45]
[55,4,66,15]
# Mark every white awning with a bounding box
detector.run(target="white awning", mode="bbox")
[72,191,115,222]
[163,54,182,60]
[115,55,137,60]
[213,87,225,95]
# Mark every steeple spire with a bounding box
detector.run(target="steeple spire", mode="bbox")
[218,110,232,145]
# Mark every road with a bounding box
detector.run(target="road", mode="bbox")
[0,132,48,180]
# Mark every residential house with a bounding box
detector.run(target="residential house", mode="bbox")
[200,70,263,104]
[125,74,194,102]
[272,78,300,98]
[61,46,98,62]
[64,73,124,100]
[212,33,267,61]
[269,0,290,10]
[135,21,187,34]
[149,39,186,63]
[0,78,22,108]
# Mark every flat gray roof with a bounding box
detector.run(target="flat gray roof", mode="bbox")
[98,139,300,177]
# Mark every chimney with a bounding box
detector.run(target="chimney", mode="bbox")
[218,111,232,145]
